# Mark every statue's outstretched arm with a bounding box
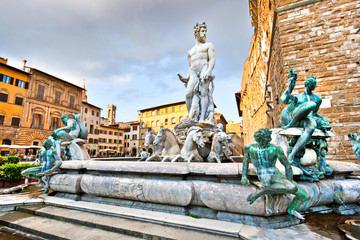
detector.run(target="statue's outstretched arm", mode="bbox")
[281,69,298,104]
[277,146,293,181]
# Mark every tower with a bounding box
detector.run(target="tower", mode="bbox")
[107,104,117,125]
[82,80,87,102]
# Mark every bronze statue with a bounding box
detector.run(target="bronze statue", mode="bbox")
[241,128,310,220]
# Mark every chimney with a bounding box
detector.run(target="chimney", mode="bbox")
[22,60,27,70]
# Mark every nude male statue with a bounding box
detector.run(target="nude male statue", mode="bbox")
[280,70,331,164]
[51,113,88,159]
[241,128,310,220]
[21,138,62,193]
[178,22,215,122]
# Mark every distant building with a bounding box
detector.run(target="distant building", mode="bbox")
[80,82,102,157]
[238,0,360,161]
[129,121,140,156]
[0,57,30,155]
[138,101,188,133]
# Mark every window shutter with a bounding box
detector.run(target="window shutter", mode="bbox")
[9,77,14,85]
[15,79,19,86]
[25,82,29,89]
[50,117,54,130]
[0,74,3,81]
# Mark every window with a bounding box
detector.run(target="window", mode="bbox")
[142,122,145,128]
[94,139,98,144]
[172,107,175,112]
[96,112,99,117]
[33,141,39,146]
[2,139,11,145]
[31,113,43,129]
[55,91,61,104]
[15,79,25,88]
[89,138,94,143]
[172,118,176,124]
[50,117,60,130]
[104,130,107,134]
[165,119,168,125]
[152,111,155,116]
[0,92,8,102]
[109,139,112,143]
[179,116,184,123]
[180,106,183,111]
[119,133,123,136]
[157,109,160,115]
[151,121,155,127]
[85,108,88,113]
[37,85,45,100]
[109,131,113,135]
[1,75,12,84]
[90,125,94,134]
[133,126,137,131]
[11,117,20,127]
[165,108,168,113]
[156,120,160,126]
[132,135,137,140]
[92,110,94,116]
[114,139,117,144]
[141,133,144,140]
[142,113,146,117]
[14,97,23,106]
[0,115,4,125]
[114,132,118,136]
[119,140,122,144]
[69,95,75,108]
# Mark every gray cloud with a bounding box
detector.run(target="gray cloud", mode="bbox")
[0,0,253,122]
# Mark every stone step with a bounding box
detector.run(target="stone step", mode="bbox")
[0,210,140,240]
[2,205,238,240]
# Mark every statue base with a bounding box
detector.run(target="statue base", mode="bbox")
[48,160,360,229]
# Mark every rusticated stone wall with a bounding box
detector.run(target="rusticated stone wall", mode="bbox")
[240,0,360,161]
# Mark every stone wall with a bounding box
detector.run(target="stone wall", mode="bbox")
[240,0,360,161]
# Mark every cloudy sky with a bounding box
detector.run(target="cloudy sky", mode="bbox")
[0,0,253,122]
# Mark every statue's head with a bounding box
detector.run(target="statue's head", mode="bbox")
[61,114,69,123]
[43,138,53,149]
[194,22,207,43]
[254,128,272,147]
[305,76,317,91]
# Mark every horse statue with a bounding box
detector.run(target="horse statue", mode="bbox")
[152,128,180,162]
[143,130,163,162]
[207,131,235,163]
[171,126,205,162]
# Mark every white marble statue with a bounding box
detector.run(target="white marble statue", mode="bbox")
[178,22,215,123]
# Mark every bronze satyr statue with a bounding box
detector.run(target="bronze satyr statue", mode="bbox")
[241,128,310,220]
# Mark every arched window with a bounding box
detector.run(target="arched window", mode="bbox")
[165,119,168,125]
[151,121,155,127]
[171,118,176,124]
[142,122,146,128]
[2,139,11,145]
[179,116,183,123]
[156,120,160,126]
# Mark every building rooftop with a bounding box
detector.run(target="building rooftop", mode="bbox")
[28,67,83,90]
[138,101,185,112]
[0,62,30,76]
[82,101,102,110]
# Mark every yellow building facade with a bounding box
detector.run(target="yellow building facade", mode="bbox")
[138,101,188,133]
[0,58,29,155]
